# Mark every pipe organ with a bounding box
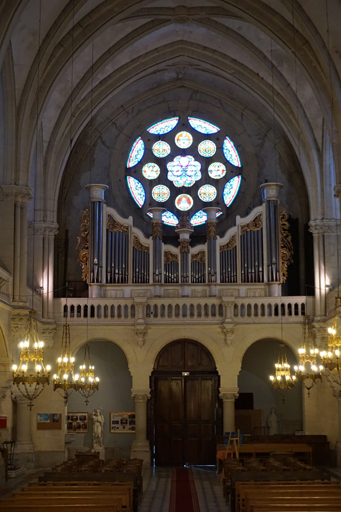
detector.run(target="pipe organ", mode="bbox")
[77,183,293,289]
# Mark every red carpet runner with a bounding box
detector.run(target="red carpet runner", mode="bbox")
[169,468,201,512]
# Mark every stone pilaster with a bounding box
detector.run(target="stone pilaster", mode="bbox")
[11,389,34,469]
[130,390,151,467]
[219,388,239,432]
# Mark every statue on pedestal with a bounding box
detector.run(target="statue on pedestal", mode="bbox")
[91,407,104,448]
[267,407,279,435]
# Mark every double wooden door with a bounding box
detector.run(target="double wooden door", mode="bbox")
[151,374,221,466]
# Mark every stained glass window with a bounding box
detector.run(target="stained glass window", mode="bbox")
[152,185,170,202]
[175,131,193,149]
[147,117,179,135]
[198,140,216,157]
[127,137,145,168]
[152,140,171,158]
[208,162,226,179]
[175,194,193,211]
[127,176,146,207]
[223,175,241,207]
[198,184,217,202]
[142,163,160,179]
[188,117,220,134]
[167,155,201,187]
[147,210,179,226]
[223,136,241,167]
[190,210,207,226]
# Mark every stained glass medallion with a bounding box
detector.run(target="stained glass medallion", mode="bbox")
[127,176,146,207]
[152,141,171,158]
[175,131,193,149]
[208,162,226,179]
[142,163,160,179]
[190,209,222,226]
[147,117,179,135]
[147,210,179,226]
[175,194,193,211]
[198,140,216,157]
[188,117,220,134]
[223,175,241,207]
[167,155,201,187]
[127,137,145,168]
[198,184,217,202]
[152,185,170,202]
[223,136,241,167]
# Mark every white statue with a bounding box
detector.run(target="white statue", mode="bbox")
[267,407,279,435]
[91,407,104,447]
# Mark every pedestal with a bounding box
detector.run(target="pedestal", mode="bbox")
[131,391,151,467]
[93,445,105,460]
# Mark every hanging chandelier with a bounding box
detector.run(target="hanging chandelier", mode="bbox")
[294,315,323,396]
[12,310,51,409]
[53,323,78,405]
[76,345,99,405]
[270,344,296,403]
[320,296,341,386]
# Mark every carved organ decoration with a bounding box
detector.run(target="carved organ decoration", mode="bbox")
[152,221,162,240]
[279,207,294,283]
[106,214,129,284]
[240,213,263,284]
[220,235,237,284]
[77,208,90,282]
[164,251,179,284]
[191,250,206,283]
[206,220,217,241]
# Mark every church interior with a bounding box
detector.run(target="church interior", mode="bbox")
[1,0,341,509]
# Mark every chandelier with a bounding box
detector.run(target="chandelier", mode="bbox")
[12,310,51,409]
[294,315,323,396]
[270,344,296,403]
[77,345,99,405]
[320,296,341,386]
[53,323,77,404]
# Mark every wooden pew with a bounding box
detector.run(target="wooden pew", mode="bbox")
[0,504,122,512]
[246,495,341,512]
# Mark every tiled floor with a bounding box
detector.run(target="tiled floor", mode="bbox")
[140,466,230,512]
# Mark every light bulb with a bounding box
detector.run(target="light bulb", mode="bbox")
[34,342,38,349]
[71,357,75,362]
[53,374,57,379]
[19,342,24,348]
[95,377,99,382]
[285,375,290,380]
[81,377,85,382]
[22,364,27,371]
[336,350,340,357]
[46,365,51,371]
[74,374,79,380]
[63,357,68,363]
[276,376,281,381]
[63,374,68,380]
[36,365,42,372]
[12,364,17,371]
[311,365,317,371]
[58,357,62,363]
[25,341,29,348]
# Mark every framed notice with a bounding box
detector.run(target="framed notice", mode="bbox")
[110,412,135,433]
[37,413,62,430]
[67,412,89,433]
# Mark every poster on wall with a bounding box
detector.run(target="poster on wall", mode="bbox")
[37,413,62,430]
[67,412,89,433]
[110,412,135,433]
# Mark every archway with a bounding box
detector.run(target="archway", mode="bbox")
[238,339,303,435]
[149,339,222,466]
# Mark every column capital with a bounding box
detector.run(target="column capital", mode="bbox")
[0,185,33,203]
[28,221,59,237]
[219,387,239,401]
[308,219,339,235]
[86,184,108,202]
[131,389,151,402]
[260,183,282,202]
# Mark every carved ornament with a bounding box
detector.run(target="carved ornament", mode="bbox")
[133,235,149,253]
[220,235,236,252]
[308,219,339,235]
[29,221,59,237]
[207,220,217,240]
[240,214,262,235]
[164,251,179,264]
[177,215,192,230]
[107,214,128,235]
[191,250,205,264]
[180,240,190,254]
[279,207,294,283]
[76,208,90,282]
[152,221,162,240]
[221,324,235,347]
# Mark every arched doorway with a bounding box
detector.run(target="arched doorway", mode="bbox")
[149,339,222,466]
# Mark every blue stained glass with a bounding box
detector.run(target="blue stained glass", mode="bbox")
[147,117,179,135]
[223,175,241,207]
[223,136,241,167]
[127,176,146,208]
[188,117,220,134]
[167,155,201,187]
[147,210,179,226]
[127,137,145,168]
[190,210,222,226]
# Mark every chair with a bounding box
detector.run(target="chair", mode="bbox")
[224,430,243,459]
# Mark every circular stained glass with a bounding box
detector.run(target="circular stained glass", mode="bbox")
[175,131,193,149]
[152,185,170,202]
[198,184,217,202]
[167,155,201,187]
[208,162,226,179]
[175,194,193,211]
[142,163,160,179]
[152,141,171,158]
[198,140,216,157]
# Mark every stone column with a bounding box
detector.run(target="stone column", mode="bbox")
[12,390,34,468]
[219,388,239,433]
[130,389,151,467]
[336,392,341,467]
[204,207,220,289]
[86,184,109,289]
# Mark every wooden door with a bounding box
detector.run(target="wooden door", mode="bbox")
[149,339,222,466]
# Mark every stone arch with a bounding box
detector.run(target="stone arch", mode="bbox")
[154,338,217,373]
